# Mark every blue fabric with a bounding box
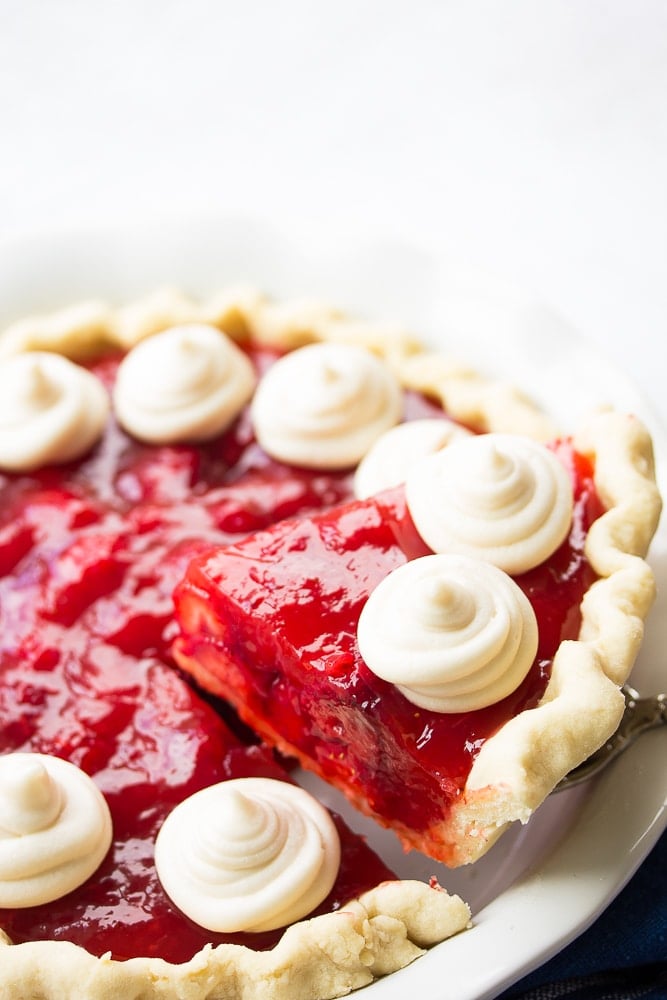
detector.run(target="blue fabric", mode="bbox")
[499,829,667,999]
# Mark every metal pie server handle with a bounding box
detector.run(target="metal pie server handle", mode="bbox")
[555,684,667,791]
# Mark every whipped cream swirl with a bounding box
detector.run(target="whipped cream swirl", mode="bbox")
[113,324,256,444]
[0,753,112,907]
[406,433,574,574]
[354,418,473,498]
[155,777,341,933]
[357,554,538,713]
[0,352,109,472]
[251,343,402,468]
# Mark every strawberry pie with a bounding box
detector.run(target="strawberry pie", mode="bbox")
[0,287,661,999]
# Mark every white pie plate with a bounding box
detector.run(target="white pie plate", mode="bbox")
[0,216,665,1000]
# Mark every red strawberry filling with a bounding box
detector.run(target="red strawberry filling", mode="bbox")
[0,345,444,961]
[172,443,604,863]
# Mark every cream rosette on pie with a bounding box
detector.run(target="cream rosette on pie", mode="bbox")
[155,778,342,933]
[358,554,539,713]
[0,286,661,1000]
[113,323,256,444]
[405,432,574,574]
[250,341,403,468]
[0,754,112,909]
[354,417,473,498]
[0,352,109,472]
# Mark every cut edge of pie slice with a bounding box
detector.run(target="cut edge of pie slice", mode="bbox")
[172,408,661,866]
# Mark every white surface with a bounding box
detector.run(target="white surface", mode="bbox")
[0,220,665,1000]
[1,4,666,995]
[1,2,666,422]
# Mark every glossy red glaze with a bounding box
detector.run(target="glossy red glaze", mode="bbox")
[173,443,604,858]
[0,345,444,961]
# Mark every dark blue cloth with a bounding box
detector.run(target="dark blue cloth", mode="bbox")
[499,829,667,999]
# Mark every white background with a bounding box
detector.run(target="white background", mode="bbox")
[1,0,665,417]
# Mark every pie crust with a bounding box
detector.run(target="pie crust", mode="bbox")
[0,287,661,998]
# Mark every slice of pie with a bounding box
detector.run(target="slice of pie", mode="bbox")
[0,286,661,999]
[173,418,660,865]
